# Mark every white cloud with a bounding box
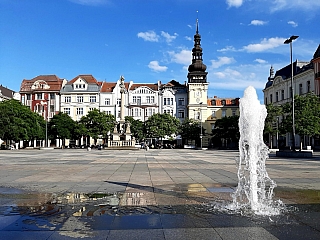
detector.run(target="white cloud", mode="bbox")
[69,0,108,6]
[137,31,159,42]
[161,31,178,44]
[242,37,286,52]
[217,46,236,52]
[271,0,320,11]
[250,20,268,26]
[168,49,192,65]
[226,0,244,8]
[210,57,235,69]
[187,24,192,29]
[208,63,271,95]
[148,61,168,72]
[288,21,298,27]
[254,59,268,64]
[185,36,192,41]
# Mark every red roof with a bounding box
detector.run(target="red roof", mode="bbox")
[68,75,99,85]
[20,75,64,92]
[129,83,158,91]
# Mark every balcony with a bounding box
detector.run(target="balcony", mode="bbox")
[129,102,158,107]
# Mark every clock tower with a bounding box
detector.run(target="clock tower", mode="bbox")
[187,18,208,118]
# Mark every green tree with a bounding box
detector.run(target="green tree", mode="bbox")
[0,99,45,143]
[145,113,180,140]
[264,103,282,148]
[212,116,239,148]
[125,116,145,141]
[48,112,76,146]
[79,109,115,144]
[282,93,320,148]
[179,118,201,145]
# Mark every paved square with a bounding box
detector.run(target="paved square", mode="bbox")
[0,149,319,239]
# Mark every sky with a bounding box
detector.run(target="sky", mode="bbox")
[1,0,320,102]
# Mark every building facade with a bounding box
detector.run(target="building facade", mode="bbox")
[20,75,67,120]
[0,85,19,101]
[60,75,102,121]
[263,45,320,148]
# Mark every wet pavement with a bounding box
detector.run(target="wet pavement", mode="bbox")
[0,149,319,239]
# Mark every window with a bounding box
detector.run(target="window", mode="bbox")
[105,110,111,115]
[76,108,83,115]
[90,96,96,103]
[178,98,184,106]
[290,87,293,98]
[221,100,226,105]
[222,110,226,117]
[146,96,150,103]
[269,94,273,103]
[232,109,236,116]
[276,92,279,102]
[307,81,311,92]
[37,93,42,100]
[77,96,83,103]
[148,109,153,116]
[118,111,120,118]
[178,110,184,118]
[139,109,142,116]
[26,94,31,100]
[89,108,95,111]
[151,96,155,103]
[117,98,121,106]
[133,96,137,103]
[164,98,173,105]
[299,83,303,95]
[75,84,85,89]
[195,111,200,120]
[64,108,70,115]
[211,124,215,131]
[137,96,141,105]
[212,111,216,117]
[281,90,285,100]
[50,93,55,99]
[65,96,71,103]
[134,108,138,116]
[105,98,110,105]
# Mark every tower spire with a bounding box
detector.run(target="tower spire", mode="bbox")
[196,11,199,34]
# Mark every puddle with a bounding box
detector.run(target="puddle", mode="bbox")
[274,188,320,204]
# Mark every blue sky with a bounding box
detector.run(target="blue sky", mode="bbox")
[1,0,319,102]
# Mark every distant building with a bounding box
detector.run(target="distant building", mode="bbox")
[263,44,320,149]
[20,75,67,120]
[0,85,19,101]
[60,75,102,121]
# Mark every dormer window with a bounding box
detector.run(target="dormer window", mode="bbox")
[74,84,86,89]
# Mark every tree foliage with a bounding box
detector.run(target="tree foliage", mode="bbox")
[264,103,282,135]
[48,112,76,141]
[125,116,145,141]
[79,109,115,142]
[145,113,180,139]
[0,99,45,142]
[179,118,201,143]
[282,93,320,137]
[212,116,239,147]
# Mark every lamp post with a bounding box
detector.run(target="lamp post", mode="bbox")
[284,35,299,151]
[200,102,203,149]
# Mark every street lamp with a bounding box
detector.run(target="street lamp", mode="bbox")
[284,35,299,151]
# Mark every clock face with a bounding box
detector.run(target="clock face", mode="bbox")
[195,90,201,97]
[196,98,200,103]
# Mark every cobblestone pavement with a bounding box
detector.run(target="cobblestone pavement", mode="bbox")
[0,149,319,239]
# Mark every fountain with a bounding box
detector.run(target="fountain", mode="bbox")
[229,86,283,215]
